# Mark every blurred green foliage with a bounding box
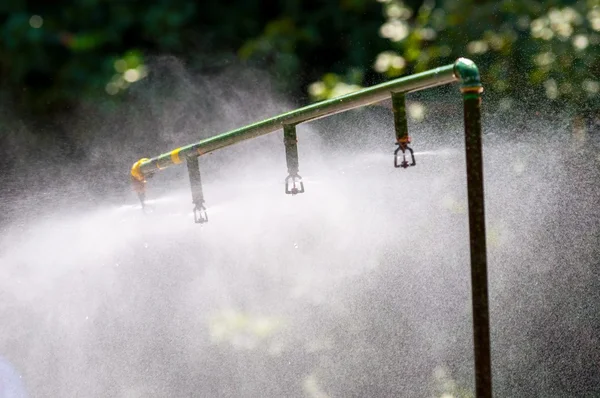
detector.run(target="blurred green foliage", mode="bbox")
[1,0,197,112]
[373,0,600,109]
[310,0,600,113]
[0,0,598,115]
[0,0,389,114]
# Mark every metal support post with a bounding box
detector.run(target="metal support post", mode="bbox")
[457,58,492,397]
[392,92,415,168]
[186,156,208,223]
[283,124,304,195]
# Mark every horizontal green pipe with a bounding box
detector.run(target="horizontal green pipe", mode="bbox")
[136,59,477,177]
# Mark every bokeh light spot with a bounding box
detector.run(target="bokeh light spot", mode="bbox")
[29,15,43,29]
[124,69,140,83]
[105,82,119,95]
[114,59,127,73]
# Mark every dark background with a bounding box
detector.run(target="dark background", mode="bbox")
[1,0,598,123]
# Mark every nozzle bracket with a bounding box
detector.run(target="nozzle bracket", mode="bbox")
[394,143,416,168]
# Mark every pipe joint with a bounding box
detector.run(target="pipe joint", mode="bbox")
[454,58,483,93]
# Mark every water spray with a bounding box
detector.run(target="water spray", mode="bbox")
[129,57,492,397]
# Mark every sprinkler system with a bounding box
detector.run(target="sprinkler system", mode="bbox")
[130,58,480,219]
[129,57,492,397]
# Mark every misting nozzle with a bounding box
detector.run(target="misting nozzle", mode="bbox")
[394,142,416,169]
[193,202,208,224]
[285,174,305,195]
[131,175,148,210]
[131,158,151,211]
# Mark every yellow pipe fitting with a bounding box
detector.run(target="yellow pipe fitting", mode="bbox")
[130,158,149,182]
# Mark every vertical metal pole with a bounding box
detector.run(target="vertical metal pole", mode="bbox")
[463,88,492,397]
[284,124,300,176]
[392,92,409,143]
[186,156,208,223]
[283,124,304,195]
[391,92,415,168]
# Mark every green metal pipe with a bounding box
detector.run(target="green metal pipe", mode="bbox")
[134,62,458,178]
